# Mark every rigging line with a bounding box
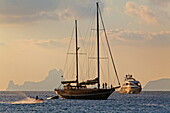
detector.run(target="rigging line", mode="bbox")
[77,6,94,20]
[78,28,86,52]
[87,25,93,77]
[85,10,95,53]
[67,56,74,79]
[101,32,109,57]
[86,10,96,80]
[107,59,112,86]
[89,40,96,79]
[91,20,96,55]
[78,28,87,79]
[100,57,108,82]
[89,28,96,58]
[83,10,95,79]
[78,7,93,56]
[77,27,86,81]
[63,27,75,78]
[79,33,90,81]
[89,38,96,79]
[98,7,121,86]
[69,55,75,80]
[100,35,110,83]
[100,36,109,66]
[99,22,110,85]
[78,59,85,82]
[88,59,95,79]
[67,31,76,80]
[89,11,95,48]
[89,58,98,79]
[87,57,89,79]
[78,57,86,81]
[100,62,107,84]
[84,8,95,39]
[87,24,96,77]
[107,59,109,85]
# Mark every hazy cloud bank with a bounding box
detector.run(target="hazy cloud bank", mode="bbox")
[13,29,170,49]
[108,29,170,47]
[34,38,69,49]
[0,0,103,24]
[125,1,157,24]
[0,42,5,46]
[148,0,170,23]
[149,0,170,7]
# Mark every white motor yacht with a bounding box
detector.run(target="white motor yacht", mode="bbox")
[119,74,142,94]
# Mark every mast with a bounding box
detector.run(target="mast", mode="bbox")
[75,20,79,88]
[96,2,100,89]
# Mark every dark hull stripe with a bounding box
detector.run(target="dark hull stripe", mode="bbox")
[55,89,114,100]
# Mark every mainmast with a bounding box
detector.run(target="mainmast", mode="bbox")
[96,2,100,89]
[75,20,79,88]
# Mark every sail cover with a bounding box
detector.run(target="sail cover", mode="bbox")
[61,80,77,84]
[79,77,98,85]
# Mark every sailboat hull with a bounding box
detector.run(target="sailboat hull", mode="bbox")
[55,88,115,100]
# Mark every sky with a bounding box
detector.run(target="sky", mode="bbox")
[0,0,170,90]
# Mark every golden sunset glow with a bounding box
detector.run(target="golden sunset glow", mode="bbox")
[0,0,170,90]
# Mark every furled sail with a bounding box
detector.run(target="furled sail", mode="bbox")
[61,80,77,84]
[79,77,98,85]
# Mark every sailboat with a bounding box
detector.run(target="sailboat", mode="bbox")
[55,3,120,100]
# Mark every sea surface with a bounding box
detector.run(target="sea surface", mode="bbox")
[0,91,170,113]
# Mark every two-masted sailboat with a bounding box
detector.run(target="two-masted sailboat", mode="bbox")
[55,3,120,100]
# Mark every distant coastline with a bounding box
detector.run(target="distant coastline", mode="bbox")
[6,71,170,91]
[143,78,170,91]
[6,69,63,91]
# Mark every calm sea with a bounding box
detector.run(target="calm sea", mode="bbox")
[0,91,170,113]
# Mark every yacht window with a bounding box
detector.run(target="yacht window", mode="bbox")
[138,83,141,86]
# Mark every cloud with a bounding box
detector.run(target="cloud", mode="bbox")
[0,42,5,46]
[0,0,104,24]
[108,29,170,47]
[34,38,69,49]
[124,1,157,24]
[149,0,170,7]
[148,0,170,23]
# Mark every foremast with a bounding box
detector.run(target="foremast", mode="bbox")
[75,20,79,89]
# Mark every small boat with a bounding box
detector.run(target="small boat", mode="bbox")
[47,96,59,100]
[119,74,142,94]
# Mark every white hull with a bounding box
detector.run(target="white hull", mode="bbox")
[119,74,142,94]
[119,86,141,94]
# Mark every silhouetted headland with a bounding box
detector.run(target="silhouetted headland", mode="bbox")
[6,69,63,91]
[143,78,170,91]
